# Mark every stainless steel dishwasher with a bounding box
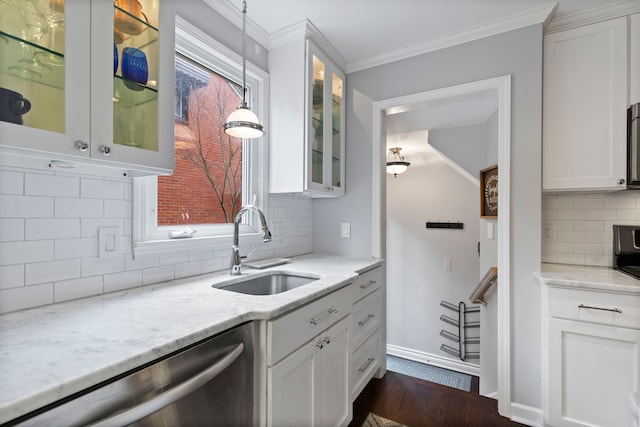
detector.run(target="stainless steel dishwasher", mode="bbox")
[10,322,258,427]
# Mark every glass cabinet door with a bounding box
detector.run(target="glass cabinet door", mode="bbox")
[331,72,343,189]
[112,0,158,152]
[311,53,324,186]
[307,42,345,195]
[91,0,173,172]
[0,0,91,158]
[0,0,66,133]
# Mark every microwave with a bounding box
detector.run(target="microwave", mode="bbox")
[628,103,640,189]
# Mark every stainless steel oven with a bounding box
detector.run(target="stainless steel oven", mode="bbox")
[8,322,258,427]
[613,224,640,280]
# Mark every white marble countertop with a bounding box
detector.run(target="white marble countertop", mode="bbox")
[0,254,383,424]
[537,263,640,294]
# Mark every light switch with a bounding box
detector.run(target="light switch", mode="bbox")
[444,258,452,271]
[341,222,351,238]
[487,222,494,240]
[99,226,120,259]
[105,234,115,251]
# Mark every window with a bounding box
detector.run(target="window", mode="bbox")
[132,17,268,258]
[160,54,243,226]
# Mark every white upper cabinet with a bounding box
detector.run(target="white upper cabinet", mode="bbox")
[0,0,175,176]
[269,21,346,197]
[631,13,640,106]
[543,17,628,191]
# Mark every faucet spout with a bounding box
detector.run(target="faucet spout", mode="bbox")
[230,205,272,275]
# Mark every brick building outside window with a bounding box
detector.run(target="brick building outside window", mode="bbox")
[157,54,243,226]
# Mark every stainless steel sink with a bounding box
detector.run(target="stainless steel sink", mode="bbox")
[215,273,319,295]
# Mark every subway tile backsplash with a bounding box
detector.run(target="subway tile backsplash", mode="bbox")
[542,191,640,267]
[0,166,312,313]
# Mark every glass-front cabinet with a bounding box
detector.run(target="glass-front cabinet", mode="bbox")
[269,23,346,198]
[308,44,345,195]
[0,0,174,175]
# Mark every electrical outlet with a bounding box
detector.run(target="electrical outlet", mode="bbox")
[542,225,552,241]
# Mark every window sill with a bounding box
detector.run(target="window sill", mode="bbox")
[132,232,265,260]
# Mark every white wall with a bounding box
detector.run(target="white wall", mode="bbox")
[429,123,490,179]
[386,150,480,367]
[542,191,640,266]
[0,167,312,314]
[313,24,544,417]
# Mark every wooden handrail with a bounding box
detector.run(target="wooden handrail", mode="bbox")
[469,267,497,305]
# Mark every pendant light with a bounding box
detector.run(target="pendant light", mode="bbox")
[224,0,264,139]
[386,147,411,178]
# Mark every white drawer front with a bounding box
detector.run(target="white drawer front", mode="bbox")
[353,267,382,303]
[351,331,381,399]
[268,285,352,365]
[352,289,382,351]
[547,286,640,330]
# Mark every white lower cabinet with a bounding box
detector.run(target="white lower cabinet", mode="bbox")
[266,285,352,427]
[350,266,384,401]
[264,264,386,427]
[268,315,351,427]
[545,286,640,427]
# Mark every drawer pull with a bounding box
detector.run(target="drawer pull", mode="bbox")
[360,280,377,289]
[358,357,375,372]
[310,308,337,325]
[358,314,375,326]
[578,303,622,314]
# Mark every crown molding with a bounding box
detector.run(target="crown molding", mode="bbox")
[544,0,640,34]
[269,19,347,71]
[346,3,556,73]
[202,0,270,48]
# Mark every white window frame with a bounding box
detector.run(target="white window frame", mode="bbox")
[132,16,269,259]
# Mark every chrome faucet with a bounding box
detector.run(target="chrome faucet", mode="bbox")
[230,205,272,275]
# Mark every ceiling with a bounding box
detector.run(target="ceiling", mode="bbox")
[225,0,634,72]
[218,0,636,163]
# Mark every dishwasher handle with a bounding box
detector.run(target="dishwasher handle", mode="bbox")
[88,342,245,427]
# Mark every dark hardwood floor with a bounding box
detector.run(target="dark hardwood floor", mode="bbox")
[349,371,527,427]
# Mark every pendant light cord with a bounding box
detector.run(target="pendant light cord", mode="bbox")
[241,0,248,108]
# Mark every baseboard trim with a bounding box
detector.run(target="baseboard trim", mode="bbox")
[386,344,480,377]
[510,402,544,427]
[484,390,499,399]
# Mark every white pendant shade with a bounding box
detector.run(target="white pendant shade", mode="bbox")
[224,107,264,138]
[223,0,264,139]
[386,162,409,176]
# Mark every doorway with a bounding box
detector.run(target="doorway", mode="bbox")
[372,75,512,414]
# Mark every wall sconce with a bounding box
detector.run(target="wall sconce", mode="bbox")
[386,147,410,178]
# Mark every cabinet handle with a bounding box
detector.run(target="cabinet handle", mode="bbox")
[310,308,337,325]
[578,303,622,314]
[617,178,626,185]
[358,314,375,326]
[74,140,89,152]
[323,336,330,346]
[360,280,376,289]
[358,357,375,373]
[316,338,324,349]
[98,145,112,156]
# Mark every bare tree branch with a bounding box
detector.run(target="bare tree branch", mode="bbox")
[176,77,242,223]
